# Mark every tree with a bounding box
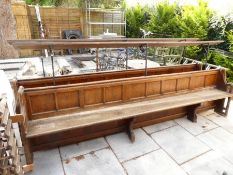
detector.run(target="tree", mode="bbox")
[180,0,213,39]
[147,1,182,37]
[227,31,233,52]
[126,4,149,38]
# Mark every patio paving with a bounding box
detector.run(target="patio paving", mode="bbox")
[151,125,210,164]
[27,101,233,175]
[63,148,125,175]
[106,128,159,162]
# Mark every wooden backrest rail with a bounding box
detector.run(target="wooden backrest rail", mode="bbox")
[14,64,200,89]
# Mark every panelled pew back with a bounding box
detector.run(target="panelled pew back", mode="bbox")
[21,69,221,121]
[18,68,232,164]
[14,64,200,89]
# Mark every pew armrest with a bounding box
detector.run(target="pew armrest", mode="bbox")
[9,114,24,123]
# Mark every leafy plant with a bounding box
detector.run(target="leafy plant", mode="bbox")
[125,4,149,38]
[207,50,233,82]
[227,31,233,52]
[179,0,213,39]
[147,1,182,37]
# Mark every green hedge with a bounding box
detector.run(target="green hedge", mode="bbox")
[125,0,233,81]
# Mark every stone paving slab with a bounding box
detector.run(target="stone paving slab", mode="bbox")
[175,115,218,136]
[143,120,177,134]
[198,109,215,117]
[197,127,233,164]
[151,125,210,164]
[63,148,126,175]
[28,148,64,175]
[59,137,108,160]
[205,113,233,134]
[181,150,233,175]
[106,128,159,162]
[123,149,186,175]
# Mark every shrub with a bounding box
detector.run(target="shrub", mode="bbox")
[147,1,182,37]
[126,4,149,38]
[227,31,233,52]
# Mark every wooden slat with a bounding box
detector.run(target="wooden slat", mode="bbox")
[0,95,24,175]
[8,38,200,44]
[26,88,232,138]
[0,98,9,126]
[4,120,12,138]
[8,39,223,50]
[8,131,15,148]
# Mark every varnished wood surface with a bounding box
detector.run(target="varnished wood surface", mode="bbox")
[17,68,233,154]
[15,64,199,89]
[8,38,200,44]
[9,39,223,49]
[19,69,220,121]
[26,88,232,138]
[30,104,215,151]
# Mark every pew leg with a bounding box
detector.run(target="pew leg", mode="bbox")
[18,124,33,165]
[187,103,201,122]
[215,98,231,116]
[24,138,33,165]
[126,118,135,143]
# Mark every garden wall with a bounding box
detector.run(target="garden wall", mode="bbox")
[11,2,124,57]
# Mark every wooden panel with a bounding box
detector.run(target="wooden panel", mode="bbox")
[177,78,190,91]
[57,91,79,109]
[84,88,103,105]
[190,76,205,89]
[105,85,122,103]
[146,81,161,96]
[162,79,176,93]
[30,94,56,114]
[125,83,146,100]
[22,70,221,119]
[205,74,217,87]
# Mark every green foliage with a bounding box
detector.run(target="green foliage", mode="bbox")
[126,4,149,38]
[207,51,233,82]
[207,17,225,40]
[227,31,233,52]
[212,17,233,51]
[147,1,182,37]
[178,0,213,60]
[179,0,213,39]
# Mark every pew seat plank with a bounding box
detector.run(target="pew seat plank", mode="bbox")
[27,88,232,138]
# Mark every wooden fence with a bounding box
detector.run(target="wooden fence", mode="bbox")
[11,2,124,57]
